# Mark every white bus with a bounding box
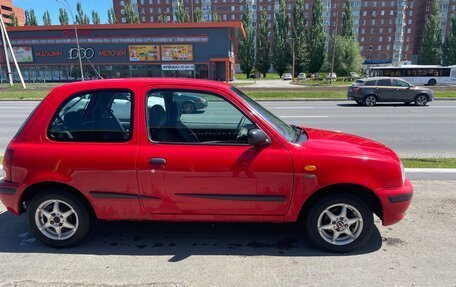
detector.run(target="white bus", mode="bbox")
[369,65,456,86]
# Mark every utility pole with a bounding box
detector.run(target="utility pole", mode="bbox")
[0,13,26,89]
[0,19,13,86]
[57,0,85,81]
[330,0,341,85]
[290,37,296,82]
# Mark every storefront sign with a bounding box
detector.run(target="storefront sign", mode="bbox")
[161,44,193,61]
[8,46,34,63]
[162,64,195,71]
[99,49,127,57]
[68,47,95,60]
[129,45,160,62]
[36,51,63,57]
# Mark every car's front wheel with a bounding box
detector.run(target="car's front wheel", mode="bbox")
[27,190,90,248]
[182,101,196,114]
[306,194,374,252]
[415,94,428,106]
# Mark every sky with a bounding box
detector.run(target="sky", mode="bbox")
[14,0,113,25]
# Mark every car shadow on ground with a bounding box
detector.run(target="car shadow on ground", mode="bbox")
[0,212,382,261]
[337,103,427,108]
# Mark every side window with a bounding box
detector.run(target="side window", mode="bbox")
[393,79,409,87]
[147,90,256,144]
[48,90,133,142]
[377,79,391,86]
[365,80,377,86]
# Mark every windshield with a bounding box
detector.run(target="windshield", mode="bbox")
[231,87,297,142]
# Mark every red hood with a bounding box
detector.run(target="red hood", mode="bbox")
[302,127,400,160]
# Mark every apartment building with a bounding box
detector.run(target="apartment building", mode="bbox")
[0,0,24,26]
[113,0,456,65]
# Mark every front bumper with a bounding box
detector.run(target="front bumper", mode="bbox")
[0,179,22,216]
[376,179,414,226]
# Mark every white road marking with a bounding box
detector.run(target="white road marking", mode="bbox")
[270,107,315,109]
[406,168,456,173]
[280,115,329,118]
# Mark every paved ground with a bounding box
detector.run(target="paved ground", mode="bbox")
[0,180,455,286]
[2,100,456,158]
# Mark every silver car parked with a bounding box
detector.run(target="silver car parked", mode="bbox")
[347,77,434,106]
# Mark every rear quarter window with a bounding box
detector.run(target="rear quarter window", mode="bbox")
[47,90,133,142]
[364,80,377,86]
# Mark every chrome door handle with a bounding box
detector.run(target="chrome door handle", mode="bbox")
[150,158,167,165]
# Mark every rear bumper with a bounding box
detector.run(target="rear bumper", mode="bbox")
[376,179,414,226]
[0,180,22,216]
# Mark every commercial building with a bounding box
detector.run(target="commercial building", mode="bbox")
[0,22,244,82]
[113,0,456,65]
[0,0,24,26]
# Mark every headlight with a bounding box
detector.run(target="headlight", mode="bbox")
[400,161,405,184]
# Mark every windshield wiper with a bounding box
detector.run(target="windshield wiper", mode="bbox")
[291,125,304,142]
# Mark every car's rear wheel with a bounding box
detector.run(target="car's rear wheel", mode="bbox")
[182,101,196,114]
[27,190,90,248]
[306,194,374,252]
[364,95,377,106]
[428,79,436,86]
[415,94,428,106]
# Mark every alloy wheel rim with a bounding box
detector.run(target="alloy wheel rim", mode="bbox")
[183,103,193,113]
[366,97,375,106]
[35,199,79,241]
[317,203,364,246]
[417,96,427,105]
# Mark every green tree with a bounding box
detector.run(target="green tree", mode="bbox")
[419,0,442,65]
[59,8,69,25]
[25,9,38,26]
[108,8,118,24]
[193,8,203,23]
[238,5,255,78]
[328,35,363,76]
[256,9,270,77]
[43,10,52,25]
[9,12,19,26]
[272,0,291,77]
[309,0,326,73]
[92,11,100,24]
[158,12,168,23]
[125,3,140,24]
[443,17,456,65]
[212,12,221,22]
[76,2,90,24]
[341,0,354,39]
[175,0,189,23]
[292,0,308,74]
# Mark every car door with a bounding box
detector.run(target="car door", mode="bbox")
[136,86,294,216]
[392,79,415,101]
[375,79,395,101]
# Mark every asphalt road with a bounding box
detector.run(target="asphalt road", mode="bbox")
[0,180,455,286]
[1,100,456,158]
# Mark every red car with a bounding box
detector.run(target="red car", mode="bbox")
[0,78,413,252]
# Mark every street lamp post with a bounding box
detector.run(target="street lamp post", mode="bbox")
[330,0,341,85]
[56,0,84,81]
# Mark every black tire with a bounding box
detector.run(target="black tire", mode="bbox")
[414,94,429,106]
[355,100,364,105]
[27,190,91,248]
[182,101,196,114]
[305,193,374,253]
[364,95,377,106]
[428,79,436,86]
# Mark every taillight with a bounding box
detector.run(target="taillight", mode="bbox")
[3,149,14,182]
[352,87,361,93]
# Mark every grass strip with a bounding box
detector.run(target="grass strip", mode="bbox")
[402,158,456,169]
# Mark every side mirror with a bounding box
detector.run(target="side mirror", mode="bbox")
[248,129,270,147]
